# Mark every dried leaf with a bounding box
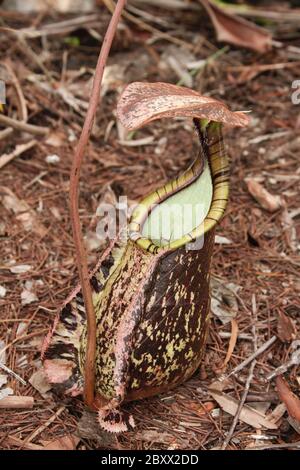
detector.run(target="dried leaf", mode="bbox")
[187,400,215,416]
[250,402,271,415]
[221,319,238,369]
[101,63,126,97]
[1,187,47,236]
[45,154,60,164]
[41,434,79,450]
[84,231,106,252]
[6,436,43,450]
[199,0,272,53]
[246,180,281,213]
[281,209,298,253]
[268,403,287,424]
[0,387,13,401]
[276,376,300,423]
[117,82,250,131]
[29,368,52,398]
[0,222,6,236]
[20,280,42,306]
[45,131,65,147]
[135,430,172,444]
[0,285,7,298]
[16,322,28,337]
[0,340,6,364]
[277,311,297,343]
[10,264,32,274]
[49,206,61,220]
[2,0,94,13]
[92,183,120,245]
[211,276,241,324]
[21,288,38,306]
[209,388,278,430]
[215,235,232,245]
[0,375,7,388]
[43,358,74,384]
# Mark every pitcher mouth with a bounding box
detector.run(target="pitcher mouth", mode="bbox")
[128,120,229,254]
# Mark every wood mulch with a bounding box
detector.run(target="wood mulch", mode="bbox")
[0,3,299,450]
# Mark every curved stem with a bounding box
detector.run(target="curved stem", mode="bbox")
[69,0,127,408]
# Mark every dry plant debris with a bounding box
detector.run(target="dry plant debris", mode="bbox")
[0,0,299,451]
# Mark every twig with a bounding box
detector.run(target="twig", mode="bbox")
[221,318,238,370]
[6,436,43,450]
[21,406,65,446]
[0,140,37,170]
[0,114,49,136]
[0,318,31,323]
[69,0,127,407]
[0,329,48,356]
[227,62,300,74]
[1,28,53,81]
[225,335,277,379]
[0,127,13,141]
[248,442,300,451]
[222,294,258,450]
[0,396,34,409]
[4,60,28,122]
[103,0,193,49]
[222,4,300,23]
[0,362,26,386]
[17,14,101,38]
[133,0,201,10]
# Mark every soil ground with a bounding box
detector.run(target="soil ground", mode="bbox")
[0,3,299,450]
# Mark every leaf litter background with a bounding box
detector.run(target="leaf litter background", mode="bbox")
[0,0,300,450]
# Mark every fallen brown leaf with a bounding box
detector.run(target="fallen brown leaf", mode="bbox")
[276,376,300,423]
[6,436,43,450]
[29,368,52,398]
[277,311,297,343]
[211,276,241,324]
[45,130,66,147]
[0,186,47,237]
[199,0,272,53]
[41,434,79,450]
[209,388,278,430]
[188,400,215,416]
[246,180,281,213]
[221,319,238,369]
[0,396,34,409]
[135,430,172,444]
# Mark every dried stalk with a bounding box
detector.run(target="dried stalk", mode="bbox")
[69,0,127,408]
[0,396,34,409]
[0,114,48,136]
[225,335,277,379]
[221,294,258,450]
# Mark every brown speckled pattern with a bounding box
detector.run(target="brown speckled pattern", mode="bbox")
[126,230,215,400]
[43,120,228,407]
